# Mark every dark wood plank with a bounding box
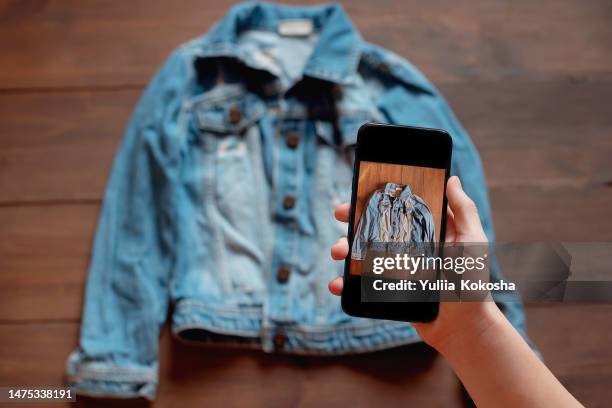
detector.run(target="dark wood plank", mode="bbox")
[525,305,612,408]
[0,204,97,321]
[441,80,612,189]
[490,185,612,241]
[0,305,610,407]
[161,340,460,408]
[354,0,612,83]
[0,90,136,203]
[0,323,463,407]
[0,0,611,89]
[1,80,611,204]
[0,322,78,408]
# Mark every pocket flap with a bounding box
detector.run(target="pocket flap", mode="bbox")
[191,85,265,135]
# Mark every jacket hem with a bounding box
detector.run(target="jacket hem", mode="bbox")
[65,350,157,400]
[172,298,423,355]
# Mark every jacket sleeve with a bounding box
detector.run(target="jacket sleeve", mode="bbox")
[65,49,190,400]
[412,199,436,242]
[374,51,529,343]
[377,82,495,241]
[352,193,378,260]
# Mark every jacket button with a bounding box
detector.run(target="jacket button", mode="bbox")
[273,332,288,351]
[379,62,391,75]
[277,265,290,283]
[282,195,296,209]
[286,132,300,149]
[228,105,241,124]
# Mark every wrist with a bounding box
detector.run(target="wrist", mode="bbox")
[429,302,505,358]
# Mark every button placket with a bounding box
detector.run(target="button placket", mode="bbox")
[267,120,303,329]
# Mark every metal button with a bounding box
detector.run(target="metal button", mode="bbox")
[286,132,300,149]
[283,195,296,210]
[277,265,290,283]
[228,105,241,124]
[273,332,288,351]
[379,62,391,75]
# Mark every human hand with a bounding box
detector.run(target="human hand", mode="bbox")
[329,176,502,354]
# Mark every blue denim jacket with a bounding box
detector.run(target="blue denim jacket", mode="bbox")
[352,183,435,260]
[66,1,529,400]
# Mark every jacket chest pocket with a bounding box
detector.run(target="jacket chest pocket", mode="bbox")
[194,90,266,228]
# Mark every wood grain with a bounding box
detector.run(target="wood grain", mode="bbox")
[0,0,611,88]
[490,185,612,241]
[0,204,97,321]
[0,90,136,203]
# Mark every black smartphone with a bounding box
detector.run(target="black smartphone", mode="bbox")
[341,123,452,322]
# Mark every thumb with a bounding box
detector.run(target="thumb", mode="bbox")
[446,176,485,239]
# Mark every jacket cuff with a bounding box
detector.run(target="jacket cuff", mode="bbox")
[351,246,365,260]
[65,350,158,400]
[351,253,365,260]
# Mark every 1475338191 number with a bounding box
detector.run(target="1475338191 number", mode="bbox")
[1,388,75,402]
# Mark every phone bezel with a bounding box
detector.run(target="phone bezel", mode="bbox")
[341,122,452,322]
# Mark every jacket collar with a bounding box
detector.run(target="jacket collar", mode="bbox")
[198,2,363,85]
[382,183,414,201]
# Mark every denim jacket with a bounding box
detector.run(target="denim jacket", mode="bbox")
[66,2,529,400]
[352,183,435,260]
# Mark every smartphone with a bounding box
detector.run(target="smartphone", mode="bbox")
[341,123,452,322]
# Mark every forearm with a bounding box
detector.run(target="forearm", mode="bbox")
[436,303,582,408]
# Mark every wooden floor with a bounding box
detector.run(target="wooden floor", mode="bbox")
[1,1,611,406]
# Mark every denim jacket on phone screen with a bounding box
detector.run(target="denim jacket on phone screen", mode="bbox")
[65,2,531,399]
[352,183,435,260]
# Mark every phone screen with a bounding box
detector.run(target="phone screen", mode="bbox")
[348,161,446,276]
[341,123,452,322]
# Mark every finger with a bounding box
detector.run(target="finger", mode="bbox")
[445,205,457,242]
[446,176,482,235]
[334,203,350,223]
[331,237,349,260]
[328,276,343,296]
